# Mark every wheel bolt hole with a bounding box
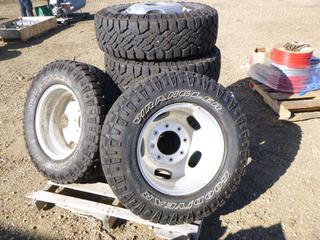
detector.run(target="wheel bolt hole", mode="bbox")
[183,138,187,142]
[169,158,173,162]
[157,155,161,159]
[180,151,184,155]
[154,131,158,135]
[177,127,181,131]
[165,124,169,128]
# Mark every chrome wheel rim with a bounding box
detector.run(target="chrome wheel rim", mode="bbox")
[137,103,225,196]
[35,84,82,161]
[124,2,201,15]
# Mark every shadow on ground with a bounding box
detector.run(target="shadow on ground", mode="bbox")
[0,25,72,61]
[0,226,54,240]
[199,218,286,240]
[0,14,94,61]
[199,78,301,239]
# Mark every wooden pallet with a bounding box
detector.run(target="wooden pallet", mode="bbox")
[249,80,320,121]
[27,181,201,240]
[0,17,57,42]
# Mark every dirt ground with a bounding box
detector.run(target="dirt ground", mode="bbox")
[0,0,320,239]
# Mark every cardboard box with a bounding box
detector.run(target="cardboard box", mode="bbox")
[249,48,272,65]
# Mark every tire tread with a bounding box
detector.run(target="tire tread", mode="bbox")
[24,60,120,184]
[100,71,250,224]
[95,3,218,61]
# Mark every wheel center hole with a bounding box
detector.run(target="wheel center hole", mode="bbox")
[157,131,181,155]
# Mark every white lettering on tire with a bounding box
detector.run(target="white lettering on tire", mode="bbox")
[142,171,230,209]
[134,90,222,124]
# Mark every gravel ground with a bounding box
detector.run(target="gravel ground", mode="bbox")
[0,0,319,239]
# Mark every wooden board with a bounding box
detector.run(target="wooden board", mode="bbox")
[0,16,57,41]
[27,181,200,240]
[47,181,115,198]
[250,80,320,121]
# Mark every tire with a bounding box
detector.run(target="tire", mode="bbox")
[95,2,218,61]
[24,60,120,184]
[105,47,221,91]
[100,71,249,225]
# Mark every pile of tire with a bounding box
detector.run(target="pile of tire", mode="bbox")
[95,2,221,91]
[24,2,249,225]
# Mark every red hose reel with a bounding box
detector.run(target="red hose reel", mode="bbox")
[248,43,314,93]
[272,43,313,69]
[271,43,313,93]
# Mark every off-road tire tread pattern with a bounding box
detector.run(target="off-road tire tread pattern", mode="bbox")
[95,3,218,61]
[24,60,120,184]
[100,71,250,224]
[105,47,221,91]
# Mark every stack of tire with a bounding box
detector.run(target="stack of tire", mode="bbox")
[24,2,249,226]
[95,2,221,91]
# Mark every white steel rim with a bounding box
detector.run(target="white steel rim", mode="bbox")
[137,103,225,196]
[124,2,201,15]
[35,84,82,161]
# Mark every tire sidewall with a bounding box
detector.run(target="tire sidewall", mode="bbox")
[25,66,93,175]
[103,73,243,217]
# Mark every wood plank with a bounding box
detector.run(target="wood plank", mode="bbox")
[34,184,59,210]
[252,81,270,91]
[252,81,292,119]
[250,80,320,121]
[268,91,317,100]
[281,99,320,111]
[250,80,320,100]
[27,191,199,236]
[290,111,320,121]
[103,198,122,230]
[48,181,115,198]
[251,81,279,92]
[154,228,189,240]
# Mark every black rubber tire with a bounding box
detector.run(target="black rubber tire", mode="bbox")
[105,47,221,91]
[100,71,250,225]
[24,60,121,184]
[95,2,218,61]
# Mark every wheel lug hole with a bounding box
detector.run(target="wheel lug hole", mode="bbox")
[165,124,169,128]
[177,127,181,131]
[169,158,173,162]
[154,131,158,135]
[183,138,187,142]
[180,151,184,155]
[151,144,155,148]
[157,155,161,159]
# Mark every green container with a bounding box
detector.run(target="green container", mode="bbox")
[35,5,53,16]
